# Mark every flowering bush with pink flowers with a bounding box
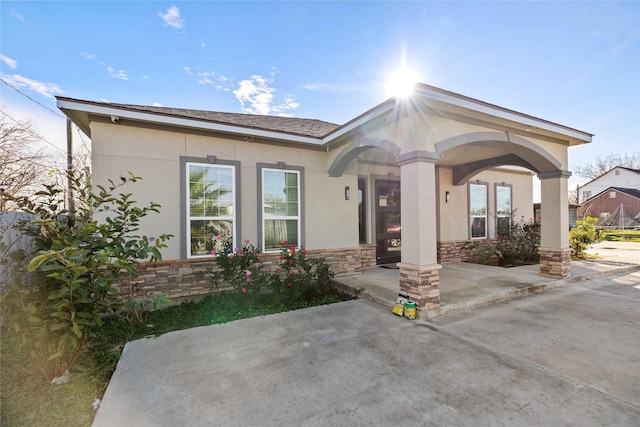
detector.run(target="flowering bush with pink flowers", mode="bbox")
[212,233,337,308]
[212,230,268,297]
[269,241,335,308]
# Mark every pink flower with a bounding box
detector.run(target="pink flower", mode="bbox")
[275,267,280,272]
[215,234,222,240]
[241,288,247,293]
[227,254,234,259]
[280,240,288,247]
[290,269,296,275]
[287,282,292,287]
[244,239,250,244]
[303,250,308,255]
[246,278,251,283]
[245,270,252,276]
[226,229,231,233]
[288,259,294,265]
[210,249,217,256]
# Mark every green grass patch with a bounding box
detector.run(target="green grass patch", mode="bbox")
[1,290,352,427]
[600,229,640,242]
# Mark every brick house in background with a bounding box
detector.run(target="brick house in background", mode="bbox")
[578,187,640,227]
[577,167,640,204]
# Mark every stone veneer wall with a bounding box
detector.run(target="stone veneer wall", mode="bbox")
[359,244,377,269]
[539,248,571,278]
[437,239,500,264]
[116,247,367,300]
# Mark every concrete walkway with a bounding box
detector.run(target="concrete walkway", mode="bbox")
[93,269,640,426]
[334,241,640,317]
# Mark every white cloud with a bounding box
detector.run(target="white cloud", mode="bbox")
[303,82,359,92]
[107,67,129,80]
[81,52,95,60]
[232,74,299,115]
[152,102,163,107]
[184,67,231,87]
[159,6,185,29]
[10,9,27,23]
[1,54,18,70]
[0,73,63,99]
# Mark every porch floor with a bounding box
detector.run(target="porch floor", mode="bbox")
[334,242,640,317]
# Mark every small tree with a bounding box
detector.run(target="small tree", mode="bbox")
[0,114,56,211]
[573,151,640,180]
[569,216,599,259]
[1,172,171,380]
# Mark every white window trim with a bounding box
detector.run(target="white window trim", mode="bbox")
[495,183,512,235]
[261,167,302,252]
[186,162,236,258]
[469,182,488,239]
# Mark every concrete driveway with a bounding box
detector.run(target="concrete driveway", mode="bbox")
[93,269,640,426]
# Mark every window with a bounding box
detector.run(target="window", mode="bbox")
[496,184,512,237]
[610,191,616,198]
[583,190,592,201]
[186,163,235,257]
[261,168,302,250]
[469,183,488,239]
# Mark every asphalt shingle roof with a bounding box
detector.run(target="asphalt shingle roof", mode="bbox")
[105,102,341,138]
[611,187,640,200]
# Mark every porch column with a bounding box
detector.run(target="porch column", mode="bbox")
[397,152,441,315]
[538,171,572,278]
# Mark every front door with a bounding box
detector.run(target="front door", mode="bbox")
[375,180,401,265]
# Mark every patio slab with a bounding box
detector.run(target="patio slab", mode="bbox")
[333,241,640,317]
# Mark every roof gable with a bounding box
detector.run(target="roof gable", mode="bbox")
[579,166,640,188]
[587,186,640,202]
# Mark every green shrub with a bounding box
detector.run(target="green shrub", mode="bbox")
[1,172,171,380]
[569,216,599,258]
[495,217,541,266]
[212,234,337,308]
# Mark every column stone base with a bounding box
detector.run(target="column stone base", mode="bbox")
[398,263,441,314]
[539,248,571,278]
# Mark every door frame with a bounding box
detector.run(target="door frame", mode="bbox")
[373,178,401,265]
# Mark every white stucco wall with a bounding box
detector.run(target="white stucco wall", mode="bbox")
[437,167,534,242]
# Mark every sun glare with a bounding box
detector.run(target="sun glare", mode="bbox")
[386,67,420,98]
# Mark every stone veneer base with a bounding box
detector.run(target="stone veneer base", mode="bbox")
[539,248,571,278]
[397,263,442,313]
[116,246,370,301]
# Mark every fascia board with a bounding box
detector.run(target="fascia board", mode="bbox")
[425,90,593,144]
[57,99,324,146]
[321,101,395,145]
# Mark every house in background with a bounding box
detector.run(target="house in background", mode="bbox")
[57,84,592,317]
[577,167,640,204]
[579,187,640,227]
[533,203,579,229]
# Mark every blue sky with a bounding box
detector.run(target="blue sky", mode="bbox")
[1,1,639,191]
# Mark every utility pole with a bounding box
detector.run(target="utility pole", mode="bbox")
[67,117,75,215]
